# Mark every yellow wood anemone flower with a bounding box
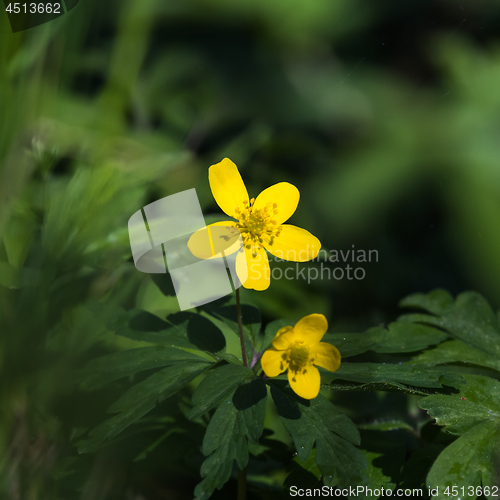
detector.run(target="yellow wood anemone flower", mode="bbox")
[189,158,321,290]
[261,314,341,399]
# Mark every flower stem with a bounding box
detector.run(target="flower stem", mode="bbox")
[237,467,247,500]
[235,288,248,367]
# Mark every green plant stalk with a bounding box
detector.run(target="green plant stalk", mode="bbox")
[237,467,247,500]
[235,288,248,368]
[235,288,248,500]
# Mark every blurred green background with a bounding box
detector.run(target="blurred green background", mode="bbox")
[1,0,500,498]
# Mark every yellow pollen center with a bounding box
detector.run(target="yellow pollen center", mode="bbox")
[288,343,309,372]
[234,199,282,255]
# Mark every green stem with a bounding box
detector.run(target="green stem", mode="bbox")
[237,467,247,500]
[235,288,248,367]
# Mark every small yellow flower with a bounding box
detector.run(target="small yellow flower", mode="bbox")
[188,158,321,290]
[261,314,341,399]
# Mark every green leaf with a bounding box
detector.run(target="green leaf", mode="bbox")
[189,364,254,420]
[357,430,404,495]
[78,346,211,390]
[398,445,443,490]
[324,322,447,358]
[399,289,455,315]
[325,363,462,390]
[270,383,368,488]
[400,292,500,358]
[206,303,261,348]
[410,340,500,373]
[283,449,322,492]
[194,381,267,500]
[150,273,175,296]
[426,421,500,500]
[112,309,226,353]
[78,361,209,453]
[232,378,267,443]
[419,375,500,499]
[419,374,500,435]
[358,421,415,433]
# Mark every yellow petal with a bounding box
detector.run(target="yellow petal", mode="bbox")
[287,364,321,399]
[209,158,249,218]
[271,325,293,349]
[188,221,242,259]
[264,225,320,262]
[272,326,302,350]
[261,347,289,377]
[253,182,299,226]
[236,245,270,291]
[310,342,341,373]
[293,314,328,346]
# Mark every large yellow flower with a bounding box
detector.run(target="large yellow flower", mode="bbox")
[261,314,341,399]
[188,158,321,290]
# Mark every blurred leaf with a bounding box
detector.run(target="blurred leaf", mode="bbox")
[399,289,455,315]
[189,364,254,420]
[79,360,209,453]
[150,273,175,296]
[270,383,368,488]
[78,346,212,390]
[112,309,227,353]
[358,421,414,433]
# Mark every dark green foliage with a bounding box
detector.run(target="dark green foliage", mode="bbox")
[194,380,267,500]
[270,383,368,488]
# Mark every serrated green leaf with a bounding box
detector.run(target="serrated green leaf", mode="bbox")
[410,340,500,373]
[324,322,447,358]
[357,430,404,495]
[270,384,367,488]
[400,292,500,358]
[325,363,462,390]
[419,374,500,499]
[426,420,500,500]
[419,374,500,435]
[189,364,254,420]
[194,384,263,500]
[77,346,211,390]
[78,361,208,453]
[399,289,454,315]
